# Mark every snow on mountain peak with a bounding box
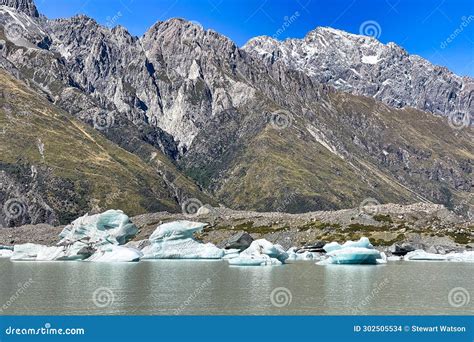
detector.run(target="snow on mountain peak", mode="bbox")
[243,25,473,118]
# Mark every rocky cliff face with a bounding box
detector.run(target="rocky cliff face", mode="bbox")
[0,0,38,17]
[243,27,474,120]
[0,1,472,224]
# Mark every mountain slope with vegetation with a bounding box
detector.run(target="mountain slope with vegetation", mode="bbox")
[0,70,210,226]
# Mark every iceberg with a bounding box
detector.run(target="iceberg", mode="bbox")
[87,245,143,262]
[323,237,373,253]
[58,209,138,246]
[228,254,282,266]
[287,247,318,261]
[404,250,448,261]
[445,251,474,262]
[240,239,288,261]
[141,221,225,259]
[322,241,341,253]
[0,248,13,258]
[318,237,384,265]
[226,239,288,266]
[11,210,140,262]
[405,250,474,262]
[11,242,90,261]
[319,247,382,265]
[222,249,241,259]
[11,243,57,261]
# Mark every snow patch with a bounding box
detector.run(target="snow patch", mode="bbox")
[362,55,379,64]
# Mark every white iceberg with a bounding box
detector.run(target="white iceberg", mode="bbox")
[323,237,373,253]
[319,237,384,265]
[141,221,225,259]
[11,210,140,262]
[445,251,474,262]
[319,247,382,265]
[222,249,241,259]
[0,249,13,258]
[226,239,288,266]
[240,239,288,261]
[11,242,90,261]
[405,250,448,261]
[405,250,474,262]
[11,243,57,261]
[87,245,143,262]
[228,254,282,266]
[58,209,138,246]
[287,247,318,261]
[322,241,341,253]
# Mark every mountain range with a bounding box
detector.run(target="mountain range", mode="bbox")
[0,0,472,227]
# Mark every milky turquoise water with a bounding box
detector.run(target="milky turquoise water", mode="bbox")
[0,259,472,315]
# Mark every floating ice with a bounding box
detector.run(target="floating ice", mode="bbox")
[322,241,341,253]
[148,221,206,241]
[227,239,288,266]
[405,250,474,262]
[10,210,139,262]
[222,249,241,259]
[141,221,225,259]
[404,250,448,261]
[445,251,474,262]
[0,247,13,258]
[228,254,282,266]
[11,242,90,261]
[58,209,138,246]
[323,237,373,253]
[319,247,382,265]
[287,247,318,261]
[87,245,143,262]
[319,237,383,265]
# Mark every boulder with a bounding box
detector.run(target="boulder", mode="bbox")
[389,243,415,256]
[224,232,254,252]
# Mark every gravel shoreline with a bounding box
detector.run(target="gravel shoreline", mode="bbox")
[1,203,472,254]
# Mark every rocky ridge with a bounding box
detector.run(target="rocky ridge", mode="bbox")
[243,27,474,120]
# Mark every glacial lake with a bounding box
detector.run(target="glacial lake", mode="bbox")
[0,259,473,315]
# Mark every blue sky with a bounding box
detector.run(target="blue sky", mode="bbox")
[36,0,474,77]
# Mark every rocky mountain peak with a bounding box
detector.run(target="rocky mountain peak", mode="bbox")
[0,0,39,17]
[243,25,473,118]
